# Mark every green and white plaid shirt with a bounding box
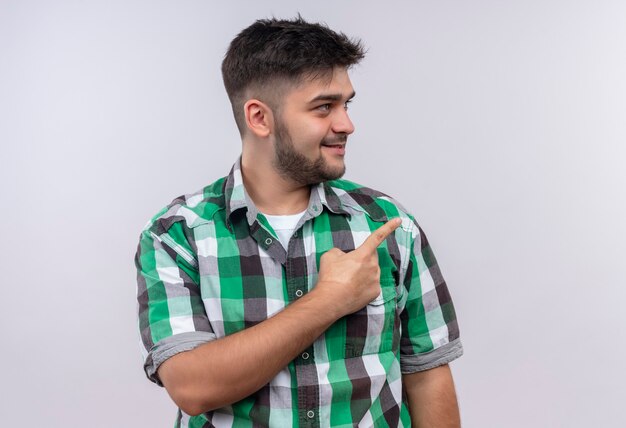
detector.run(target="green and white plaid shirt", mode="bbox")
[135,158,462,428]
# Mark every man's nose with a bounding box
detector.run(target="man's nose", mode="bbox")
[331,108,355,135]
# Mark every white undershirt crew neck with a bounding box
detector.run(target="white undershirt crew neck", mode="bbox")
[262,210,306,250]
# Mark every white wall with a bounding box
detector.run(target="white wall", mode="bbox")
[2,1,624,426]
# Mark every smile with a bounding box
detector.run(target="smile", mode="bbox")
[321,144,346,155]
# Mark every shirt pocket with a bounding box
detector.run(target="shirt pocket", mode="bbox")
[344,275,398,358]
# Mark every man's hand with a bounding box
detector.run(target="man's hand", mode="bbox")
[314,217,402,317]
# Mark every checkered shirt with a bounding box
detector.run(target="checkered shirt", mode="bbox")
[135,158,463,428]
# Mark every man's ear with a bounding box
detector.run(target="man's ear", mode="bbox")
[243,99,273,138]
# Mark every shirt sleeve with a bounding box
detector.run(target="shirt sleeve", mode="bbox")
[398,221,463,373]
[135,222,216,385]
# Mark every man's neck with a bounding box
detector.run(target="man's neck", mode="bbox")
[240,153,311,215]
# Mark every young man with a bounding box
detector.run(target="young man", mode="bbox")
[135,17,463,428]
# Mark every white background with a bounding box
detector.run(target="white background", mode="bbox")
[2,1,625,427]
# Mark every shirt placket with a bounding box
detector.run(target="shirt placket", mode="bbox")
[286,220,320,428]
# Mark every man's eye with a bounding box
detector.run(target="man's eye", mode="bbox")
[317,104,331,112]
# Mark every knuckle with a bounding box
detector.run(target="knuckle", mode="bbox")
[323,248,342,260]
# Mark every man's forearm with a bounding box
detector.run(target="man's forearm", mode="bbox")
[158,288,341,415]
[403,364,461,428]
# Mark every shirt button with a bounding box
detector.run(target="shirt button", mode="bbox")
[301,352,309,360]
[307,410,315,418]
[312,205,319,212]
[264,238,272,245]
[295,289,303,297]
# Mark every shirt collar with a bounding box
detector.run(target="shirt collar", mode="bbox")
[224,156,350,229]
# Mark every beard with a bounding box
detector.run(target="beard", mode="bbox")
[272,118,347,186]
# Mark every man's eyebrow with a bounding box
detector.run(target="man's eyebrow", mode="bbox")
[308,91,356,104]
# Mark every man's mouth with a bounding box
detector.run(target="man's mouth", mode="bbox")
[321,135,347,148]
[321,143,346,155]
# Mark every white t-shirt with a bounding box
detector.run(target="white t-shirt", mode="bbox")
[263,210,306,250]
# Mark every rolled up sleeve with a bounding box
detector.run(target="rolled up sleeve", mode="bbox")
[135,224,215,385]
[399,222,463,373]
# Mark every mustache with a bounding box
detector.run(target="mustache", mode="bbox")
[321,134,348,145]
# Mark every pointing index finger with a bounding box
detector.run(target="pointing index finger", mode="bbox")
[357,218,402,254]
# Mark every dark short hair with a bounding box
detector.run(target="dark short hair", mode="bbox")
[222,16,365,134]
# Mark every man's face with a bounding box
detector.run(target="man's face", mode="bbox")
[271,67,356,186]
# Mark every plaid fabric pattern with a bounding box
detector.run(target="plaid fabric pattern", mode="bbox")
[135,158,462,428]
